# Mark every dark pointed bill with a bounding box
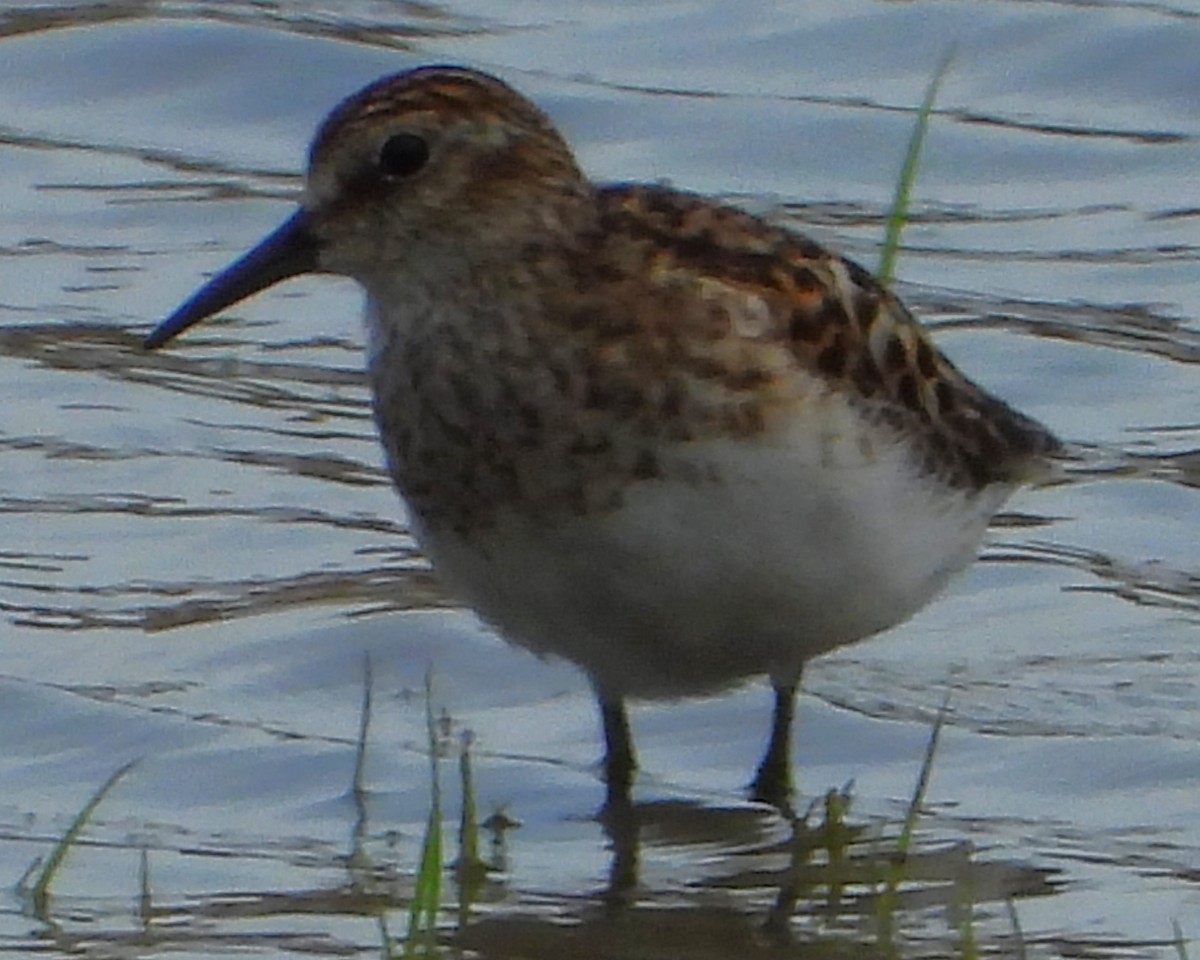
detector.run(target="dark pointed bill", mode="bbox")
[143,209,320,350]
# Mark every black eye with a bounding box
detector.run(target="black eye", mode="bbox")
[378,133,430,179]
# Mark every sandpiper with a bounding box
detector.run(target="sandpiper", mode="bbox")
[145,65,1060,811]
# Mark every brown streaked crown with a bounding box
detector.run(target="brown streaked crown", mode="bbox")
[305,66,585,209]
[312,66,567,160]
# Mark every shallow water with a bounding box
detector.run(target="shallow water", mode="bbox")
[1,1,1199,956]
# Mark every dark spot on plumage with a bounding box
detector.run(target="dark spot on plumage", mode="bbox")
[602,186,793,290]
[791,265,825,294]
[562,304,595,331]
[789,306,823,343]
[853,353,880,396]
[700,301,737,341]
[497,377,519,404]
[817,332,847,377]
[842,256,879,293]
[584,257,626,284]
[569,433,613,456]
[816,294,852,333]
[719,402,766,437]
[549,363,571,396]
[669,236,781,287]
[665,421,695,442]
[685,355,726,382]
[935,379,957,415]
[587,307,640,341]
[633,448,660,479]
[724,366,771,391]
[852,287,880,335]
[960,449,991,488]
[994,402,1058,457]
[972,420,1006,470]
[636,185,688,230]
[915,338,938,379]
[884,335,908,374]
[584,380,644,418]
[791,233,828,260]
[876,403,907,433]
[468,142,533,189]
[944,411,975,440]
[661,380,685,419]
[897,373,921,414]
[517,403,542,433]
[791,292,850,348]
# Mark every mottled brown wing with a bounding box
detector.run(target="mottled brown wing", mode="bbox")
[591,183,1060,490]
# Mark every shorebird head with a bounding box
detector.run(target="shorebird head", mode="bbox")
[144,65,586,349]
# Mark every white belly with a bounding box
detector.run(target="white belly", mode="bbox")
[417,408,1010,699]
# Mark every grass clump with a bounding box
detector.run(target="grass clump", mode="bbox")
[21,759,138,920]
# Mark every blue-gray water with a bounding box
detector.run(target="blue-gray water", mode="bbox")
[1,2,1198,956]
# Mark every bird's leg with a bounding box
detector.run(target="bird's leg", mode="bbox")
[598,691,637,814]
[749,678,799,812]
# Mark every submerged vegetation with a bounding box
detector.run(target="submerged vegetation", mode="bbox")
[18,675,1056,958]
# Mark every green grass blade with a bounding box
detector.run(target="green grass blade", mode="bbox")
[876,48,954,289]
[822,784,853,914]
[956,856,979,960]
[29,759,138,919]
[897,690,950,856]
[405,806,443,958]
[875,691,951,944]
[404,668,443,958]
